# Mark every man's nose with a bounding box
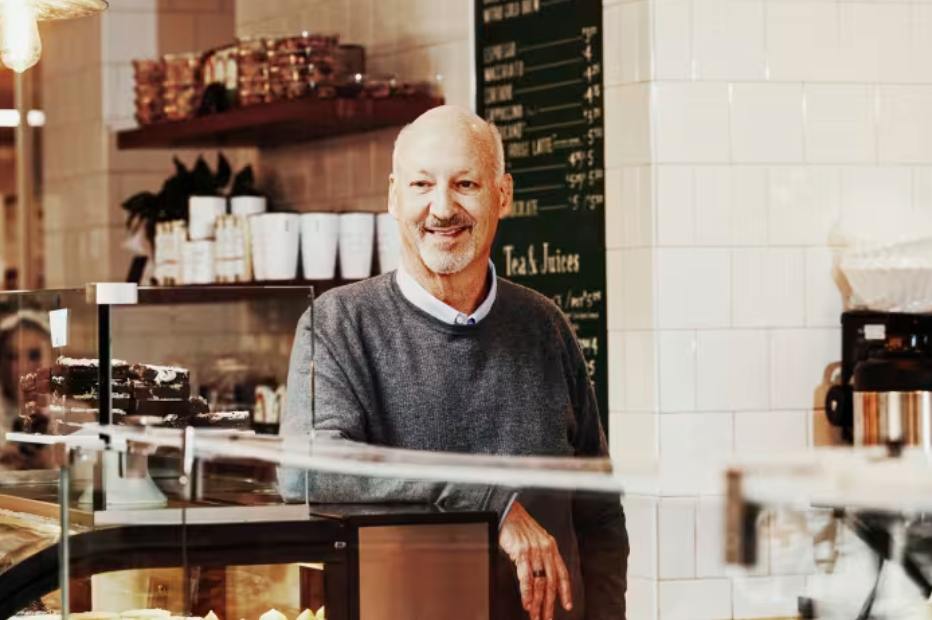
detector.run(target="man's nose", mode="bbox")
[430,186,457,219]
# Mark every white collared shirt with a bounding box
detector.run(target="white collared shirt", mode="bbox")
[396,260,498,326]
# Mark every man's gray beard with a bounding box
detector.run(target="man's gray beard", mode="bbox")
[418,241,477,275]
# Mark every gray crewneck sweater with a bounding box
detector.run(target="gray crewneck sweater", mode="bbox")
[279,272,628,620]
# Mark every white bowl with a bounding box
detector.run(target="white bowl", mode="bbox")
[841,260,932,313]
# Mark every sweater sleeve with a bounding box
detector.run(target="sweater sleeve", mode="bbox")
[563,318,630,620]
[277,306,517,521]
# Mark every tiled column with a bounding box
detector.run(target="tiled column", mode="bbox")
[41,0,246,287]
[604,0,932,619]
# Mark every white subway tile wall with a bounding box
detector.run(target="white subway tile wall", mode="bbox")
[659,498,697,579]
[629,577,660,620]
[696,496,727,579]
[659,579,732,620]
[731,577,807,620]
[625,495,660,579]
[602,0,916,617]
[659,330,696,413]
[655,83,732,163]
[658,412,733,496]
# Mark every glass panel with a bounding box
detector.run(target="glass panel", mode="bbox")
[0,283,643,620]
[60,426,630,620]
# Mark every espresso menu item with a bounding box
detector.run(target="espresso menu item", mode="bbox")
[475,0,608,430]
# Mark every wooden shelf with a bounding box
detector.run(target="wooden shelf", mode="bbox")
[136,279,355,305]
[117,96,444,150]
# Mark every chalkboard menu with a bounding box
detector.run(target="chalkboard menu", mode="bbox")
[475,0,608,431]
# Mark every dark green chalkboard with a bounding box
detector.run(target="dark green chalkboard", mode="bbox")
[475,0,608,433]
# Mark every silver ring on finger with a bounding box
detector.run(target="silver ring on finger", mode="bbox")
[532,568,546,578]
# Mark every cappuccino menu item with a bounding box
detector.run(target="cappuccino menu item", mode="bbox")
[476,0,608,428]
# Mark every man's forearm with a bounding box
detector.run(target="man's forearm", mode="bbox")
[276,434,517,520]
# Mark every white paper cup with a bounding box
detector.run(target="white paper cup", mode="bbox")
[376,212,402,274]
[300,213,340,280]
[339,213,375,280]
[252,213,300,280]
[249,220,266,281]
[188,196,226,240]
[231,195,267,218]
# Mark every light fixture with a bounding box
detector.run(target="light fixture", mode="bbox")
[0,0,108,73]
[0,109,45,127]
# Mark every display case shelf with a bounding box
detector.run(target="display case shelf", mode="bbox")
[135,280,356,305]
[116,97,444,150]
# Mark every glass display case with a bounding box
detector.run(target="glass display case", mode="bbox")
[0,430,502,620]
[0,282,627,620]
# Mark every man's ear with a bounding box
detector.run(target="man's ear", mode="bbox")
[499,174,514,219]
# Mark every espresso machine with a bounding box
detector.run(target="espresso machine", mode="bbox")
[826,310,932,452]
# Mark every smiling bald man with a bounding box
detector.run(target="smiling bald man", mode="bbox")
[280,105,629,620]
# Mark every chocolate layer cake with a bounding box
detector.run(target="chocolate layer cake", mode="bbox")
[18,357,134,435]
[51,357,130,395]
[18,358,250,434]
[129,363,189,386]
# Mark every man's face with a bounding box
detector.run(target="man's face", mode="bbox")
[390,123,512,275]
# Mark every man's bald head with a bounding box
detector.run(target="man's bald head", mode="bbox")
[392,105,505,179]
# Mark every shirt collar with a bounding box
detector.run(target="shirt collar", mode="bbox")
[396,260,498,326]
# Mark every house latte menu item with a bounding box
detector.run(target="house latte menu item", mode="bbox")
[475,0,608,431]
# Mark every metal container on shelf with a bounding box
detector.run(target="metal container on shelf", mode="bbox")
[163,52,203,85]
[132,59,166,125]
[853,351,932,452]
[236,36,271,106]
[266,33,338,102]
[203,42,240,109]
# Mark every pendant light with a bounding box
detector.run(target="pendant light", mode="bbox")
[1,0,108,73]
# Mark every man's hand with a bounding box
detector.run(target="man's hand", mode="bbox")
[499,500,572,620]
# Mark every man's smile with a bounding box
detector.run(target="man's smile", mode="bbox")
[424,225,470,238]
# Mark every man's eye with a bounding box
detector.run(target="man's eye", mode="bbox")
[458,181,476,189]
[411,180,430,188]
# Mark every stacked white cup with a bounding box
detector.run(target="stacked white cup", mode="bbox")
[250,213,300,281]
[376,213,401,274]
[300,213,340,279]
[188,196,226,240]
[231,196,267,218]
[339,213,376,280]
